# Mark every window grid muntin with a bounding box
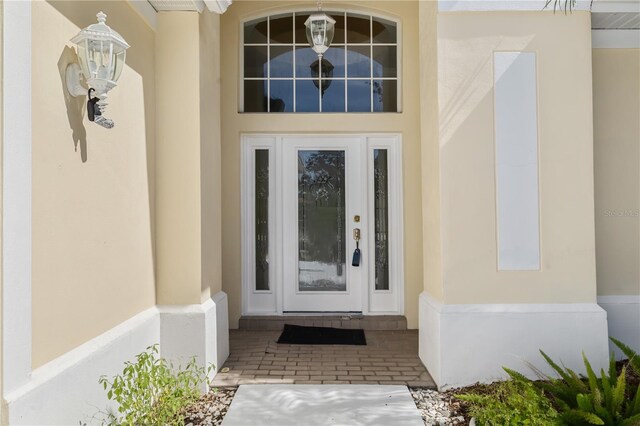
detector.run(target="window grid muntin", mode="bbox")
[242,11,399,113]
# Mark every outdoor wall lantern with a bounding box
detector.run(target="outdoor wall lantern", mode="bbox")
[66,12,130,129]
[304,1,335,58]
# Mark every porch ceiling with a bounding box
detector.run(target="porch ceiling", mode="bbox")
[147,0,232,14]
[592,12,640,29]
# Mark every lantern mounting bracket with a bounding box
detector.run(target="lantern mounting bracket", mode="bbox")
[65,63,87,97]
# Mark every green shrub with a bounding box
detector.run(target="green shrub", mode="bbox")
[98,345,213,426]
[506,349,640,426]
[456,379,560,425]
[611,338,640,377]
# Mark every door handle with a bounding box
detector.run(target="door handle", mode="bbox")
[352,228,361,267]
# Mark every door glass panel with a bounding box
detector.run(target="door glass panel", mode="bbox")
[372,17,397,44]
[298,150,346,291]
[270,80,293,112]
[244,46,268,78]
[347,80,371,112]
[269,14,293,44]
[295,80,320,112]
[244,17,268,44]
[270,46,294,78]
[346,45,371,78]
[322,79,345,112]
[255,150,270,290]
[373,80,397,112]
[373,46,397,78]
[244,80,267,112]
[374,149,389,290]
[346,14,370,43]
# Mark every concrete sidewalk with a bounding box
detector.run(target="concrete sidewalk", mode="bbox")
[221,384,424,426]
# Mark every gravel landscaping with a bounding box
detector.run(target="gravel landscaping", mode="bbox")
[183,387,237,426]
[409,387,470,426]
[184,385,471,426]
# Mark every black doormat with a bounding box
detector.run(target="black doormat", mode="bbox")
[277,324,367,345]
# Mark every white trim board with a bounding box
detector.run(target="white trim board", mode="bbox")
[419,292,610,390]
[592,29,640,48]
[159,292,230,377]
[598,295,640,358]
[2,0,32,395]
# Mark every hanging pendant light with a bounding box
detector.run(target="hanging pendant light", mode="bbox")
[304,1,335,58]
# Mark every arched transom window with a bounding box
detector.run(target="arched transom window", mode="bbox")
[242,12,399,113]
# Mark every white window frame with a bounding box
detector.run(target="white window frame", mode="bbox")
[241,134,404,316]
[239,9,403,113]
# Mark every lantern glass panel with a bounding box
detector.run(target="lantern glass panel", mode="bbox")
[306,17,335,55]
[76,41,89,79]
[112,50,126,82]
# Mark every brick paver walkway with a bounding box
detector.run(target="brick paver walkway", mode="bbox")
[211,329,435,388]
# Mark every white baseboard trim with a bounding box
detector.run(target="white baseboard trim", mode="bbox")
[5,307,161,425]
[4,292,230,425]
[159,291,230,378]
[598,295,640,358]
[419,292,610,390]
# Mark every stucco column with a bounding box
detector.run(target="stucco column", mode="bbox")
[156,12,203,305]
[155,11,228,372]
[419,8,609,389]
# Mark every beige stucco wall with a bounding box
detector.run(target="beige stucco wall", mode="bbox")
[156,12,203,305]
[156,11,223,305]
[31,1,156,368]
[437,11,597,304]
[200,11,223,300]
[221,1,426,328]
[0,0,4,418]
[419,1,443,301]
[593,48,640,297]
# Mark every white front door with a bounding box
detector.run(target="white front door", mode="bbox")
[242,134,404,316]
[282,136,365,312]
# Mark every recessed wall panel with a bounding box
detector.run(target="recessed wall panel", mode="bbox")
[494,52,540,271]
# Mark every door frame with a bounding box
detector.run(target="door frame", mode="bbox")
[241,134,404,316]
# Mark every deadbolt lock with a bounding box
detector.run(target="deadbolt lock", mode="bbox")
[354,215,360,223]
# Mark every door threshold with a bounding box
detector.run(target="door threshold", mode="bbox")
[283,311,363,316]
[239,314,407,330]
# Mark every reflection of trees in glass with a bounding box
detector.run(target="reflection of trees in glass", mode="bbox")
[255,150,270,290]
[298,151,346,270]
[374,149,389,290]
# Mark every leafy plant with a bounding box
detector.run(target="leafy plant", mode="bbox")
[456,378,560,425]
[506,350,640,426]
[611,337,640,376]
[98,344,213,426]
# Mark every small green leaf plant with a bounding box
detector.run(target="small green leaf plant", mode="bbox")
[505,343,640,426]
[456,378,560,425]
[98,344,214,426]
[611,337,640,376]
